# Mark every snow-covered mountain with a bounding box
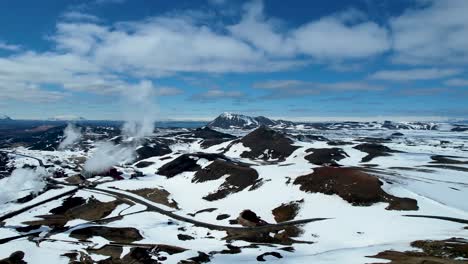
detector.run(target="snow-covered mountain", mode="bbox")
[207,113,441,131]
[0,115,12,121]
[207,112,276,129]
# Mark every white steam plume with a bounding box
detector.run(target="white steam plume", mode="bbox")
[0,167,46,205]
[83,80,157,175]
[58,123,82,150]
[83,142,135,174]
[122,80,157,139]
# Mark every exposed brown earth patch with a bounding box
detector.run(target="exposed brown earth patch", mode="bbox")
[127,188,178,209]
[272,200,303,223]
[369,237,468,264]
[70,226,143,243]
[23,196,122,228]
[293,167,418,210]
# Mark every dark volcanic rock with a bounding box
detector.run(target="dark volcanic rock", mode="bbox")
[327,140,354,146]
[353,143,398,162]
[256,252,283,262]
[0,251,26,264]
[237,210,268,227]
[188,127,236,148]
[216,214,230,220]
[134,161,155,168]
[238,126,299,161]
[194,159,259,201]
[430,155,468,165]
[135,143,171,161]
[0,152,13,178]
[295,134,329,142]
[293,167,418,210]
[177,234,195,241]
[70,226,143,243]
[304,148,348,166]
[157,153,228,178]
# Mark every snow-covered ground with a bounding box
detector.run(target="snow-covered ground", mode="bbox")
[0,125,467,263]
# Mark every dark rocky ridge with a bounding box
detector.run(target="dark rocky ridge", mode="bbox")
[237,126,299,161]
[294,167,418,210]
[304,148,349,166]
[353,143,400,162]
[194,159,259,201]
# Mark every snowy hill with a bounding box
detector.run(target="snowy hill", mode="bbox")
[207,113,442,131]
[0,115,12,121]
[207,112,276,129]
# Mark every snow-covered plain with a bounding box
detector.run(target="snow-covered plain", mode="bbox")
[0,124,467,263]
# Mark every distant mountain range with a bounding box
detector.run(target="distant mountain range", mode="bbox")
[47,115,87,121]
[0,115,12,121]
[207,112,446,131]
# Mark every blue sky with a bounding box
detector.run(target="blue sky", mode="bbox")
[0,0,467,121]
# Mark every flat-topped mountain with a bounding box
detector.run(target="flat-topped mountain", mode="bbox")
[207,112,277,129]
[207,113,441,131]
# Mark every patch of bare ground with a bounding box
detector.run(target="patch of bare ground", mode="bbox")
[293,167,418,210]
[63,244,186,264]
[22,196,123,228]
[368,238,468,264]
[237,126,299,161]
[353,143,400,162]
[272,200,304,238]
[70,226,143,243]
[304,148,348,166]
[127,188,179,209]
[194,160,259,201]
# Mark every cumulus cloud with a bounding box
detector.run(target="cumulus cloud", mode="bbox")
[444,78,468,87]
[61,11,101,22]
[253,80,384,99]
[190,89,246,102]
[58,123,82,149]
[228,1,390,59]
[0,41,21,51]
[1,0,467,106]
[369,68,462,81]
[390,0,468,65]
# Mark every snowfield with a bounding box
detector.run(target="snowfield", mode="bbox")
[0,123,467,263]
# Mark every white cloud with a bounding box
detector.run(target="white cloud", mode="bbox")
[191,89,246,101]
[61,11,101,22]
[390,0,468,65]
[254,80,384,91]
[254,80,384,99]
[228,1,390,59]
[444,78,468,87]
[369,68,462,81]
[0,41,21,51]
